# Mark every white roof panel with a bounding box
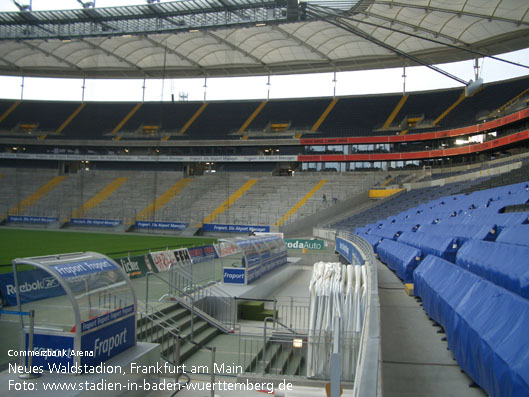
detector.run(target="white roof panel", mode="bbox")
[0,0,527,78]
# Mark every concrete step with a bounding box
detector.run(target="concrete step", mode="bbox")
[285,350,305,376]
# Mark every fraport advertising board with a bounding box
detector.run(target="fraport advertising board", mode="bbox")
[202,223,270,233]
[223,268,246,284]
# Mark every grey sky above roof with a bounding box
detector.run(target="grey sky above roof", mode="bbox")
[0,0,528,79]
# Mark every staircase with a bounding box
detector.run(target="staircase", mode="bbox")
[243,331,307,377]
[137,302,221,363]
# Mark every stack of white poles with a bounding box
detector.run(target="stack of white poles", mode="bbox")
[307,259,366,380]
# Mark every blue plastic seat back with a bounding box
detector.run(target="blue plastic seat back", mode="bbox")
[496,225,529,247]
[456,239,529,300]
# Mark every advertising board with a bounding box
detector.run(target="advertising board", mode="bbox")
[223,268,246,284]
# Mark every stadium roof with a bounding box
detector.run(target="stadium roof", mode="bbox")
[0,0,528,80]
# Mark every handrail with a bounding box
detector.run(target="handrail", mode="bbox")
[170,264,232,301]
[169,263,235,330]
[137,309,215,397]
[145,272,231,334]
[264,316,298,335]
[262,316,299,375]
[234,296,276,303]
[140,305,181,335]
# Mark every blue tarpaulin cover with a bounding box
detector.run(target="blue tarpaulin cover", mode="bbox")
[398,231,459,262]
[496,225,529,247]
[377,239,421,282]
[456,240,529,300]
[417,223,497,242]
[414,255,529,397]
[354,226,370,235]
[367,227,403,241]
[440,211,529,229]
[358,233,382,252]
[380,221,420,232]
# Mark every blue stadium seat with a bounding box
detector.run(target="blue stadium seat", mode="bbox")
[359,233,382,252]
[414,255,529,397]
[397,231,460,262]
[376,239,422,283]
[456,240,529,300]
[496,225,529,247]
[417,223,497,242]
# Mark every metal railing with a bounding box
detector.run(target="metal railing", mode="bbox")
[168,264,234,330]
[0,308,40,379]
[275,296,310,330]
[136,308,214,397]
[168,259,223,291]
[237,325,361,382]
[146,272,232,336]
[263,317,298,375]
[238,331,307,377]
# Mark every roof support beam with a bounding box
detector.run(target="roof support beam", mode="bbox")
[373,1,529,27]
[20,40,84,72]
[79,38,149,76]
[310,5,529,72]
[142,36,206,74]
[306,7,468,85]
[357,9,465,45]
[205,31,271,73]
[271,25,336,68]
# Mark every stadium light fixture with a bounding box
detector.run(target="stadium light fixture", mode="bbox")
[13,1,31,11]
[77,0,95,8]
[293,338,303,348]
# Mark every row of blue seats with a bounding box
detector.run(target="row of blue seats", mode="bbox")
[361,217,529,290]
[353,180,529,396]
[362,220,529,247]
[414,255,529,396]
[359,195,529,233]
[363,181,529,228]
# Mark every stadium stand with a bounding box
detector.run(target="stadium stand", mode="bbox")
[343,171,529,396]
[62,102,135,140]
[393,88,462,131]
[1,75,527,142]
[183,101,260,139]
[0,168,386,229]
[2,2,529,396]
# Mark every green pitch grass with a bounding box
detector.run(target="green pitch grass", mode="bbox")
[0,229,216,272]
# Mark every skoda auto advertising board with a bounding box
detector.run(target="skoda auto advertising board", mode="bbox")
[284,239,326,250]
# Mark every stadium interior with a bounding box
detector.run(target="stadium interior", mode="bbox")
[0,0,529,396]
